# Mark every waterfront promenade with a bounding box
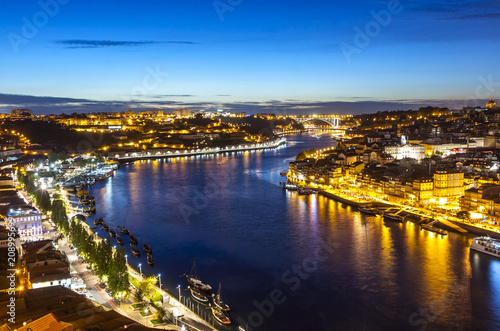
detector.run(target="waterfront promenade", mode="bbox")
[45,212,216,330]
[317,186,500,237]
[111,137,287,161]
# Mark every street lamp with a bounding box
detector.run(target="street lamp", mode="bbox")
[125,255,128,265]
[138,263,142,278]
[158,274,162,289]
[177,284,181,302]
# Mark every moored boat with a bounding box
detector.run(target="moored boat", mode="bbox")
[190,287,208,303]
[101,223,109,232]
[129,234,138,245]
[383,211,403,222]
[116,236,124,245]
[109,229,117,238]
[210,306,231,325]
[183,261,212,292]
[131,246,141,257]
[119,226,129,235]
[213,283,230,312]
[283,183,298,191]
[421,223,448,236]
[142,243,152,254]
[470,237,500,258]
[298,187,314,195]
[359,207,379,216]
[147,253,154,266]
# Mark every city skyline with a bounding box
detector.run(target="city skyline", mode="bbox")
[1,0,500,114]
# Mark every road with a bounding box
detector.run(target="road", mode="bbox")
[44,214,216,330]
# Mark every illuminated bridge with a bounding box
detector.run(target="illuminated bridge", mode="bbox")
[292,115,350,128]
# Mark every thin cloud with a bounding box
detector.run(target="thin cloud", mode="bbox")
[0,93,492,115]
[147,94,195,99]
[438,12,500,20]
[55,39,198,48]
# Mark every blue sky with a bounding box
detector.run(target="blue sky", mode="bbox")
[1,0,500,114]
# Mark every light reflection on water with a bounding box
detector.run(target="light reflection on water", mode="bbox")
[89,134,496,330]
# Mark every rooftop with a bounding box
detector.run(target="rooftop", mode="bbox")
[0,286,155,330]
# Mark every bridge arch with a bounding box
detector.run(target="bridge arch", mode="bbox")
[296,117,341,128]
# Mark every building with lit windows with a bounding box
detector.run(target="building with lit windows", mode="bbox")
[433,170,464,201]
[383,143,425,160]
[412,178,434,202]
[0,190,43,241]
[22,240,71,289]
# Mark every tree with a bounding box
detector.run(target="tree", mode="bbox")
[154,305,166,321]
[36,189,51,212]
[138,276,157,300]
[456,211,470,221]
[48,151,58,164]
[133,287,146,305]
[108,246,130,297]
[296,152,307,161]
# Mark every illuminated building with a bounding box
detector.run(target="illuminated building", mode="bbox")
[486,99,498,109]
[433,170,464,200]
[383,143,425,160]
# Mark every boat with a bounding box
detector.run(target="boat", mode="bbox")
[116,236,124,245]
[282,183,298,191]
[213,283,230,312]
[210,306,231,325]
[101,223,109,232]
[131,246,141,257]
[147,253,154,266]
[358,207,379,216]
[119,226,129,235]
[83,205,96,213]
[190,287,208,303]
[109,229,117,238]
[383,211,403,222]
[129,234,138,245]
[470,237,500,258]
[94,217,104,226]
[142,243,152,254]
[183,261,212,292]
[421,223,448,236]
[298,188,313,195]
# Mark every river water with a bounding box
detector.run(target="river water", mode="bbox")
[89,133,500,331]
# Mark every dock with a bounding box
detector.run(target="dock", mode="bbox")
[436,219,468,234]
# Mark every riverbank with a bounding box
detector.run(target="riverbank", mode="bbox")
[110,137,287,162]
[55,186,217,330]
[306,187,500,238]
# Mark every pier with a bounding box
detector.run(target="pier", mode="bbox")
[437,219,468,234]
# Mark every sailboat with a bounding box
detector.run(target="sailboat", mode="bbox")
[147,253,154,266]
[131,246,141,257]
[190,287,209,303]
[129,233,138,246]
[210,305,231,325]
[182,261,212,292]
[213,283,230,312]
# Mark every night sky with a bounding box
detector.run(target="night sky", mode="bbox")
[1,0,500,114]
